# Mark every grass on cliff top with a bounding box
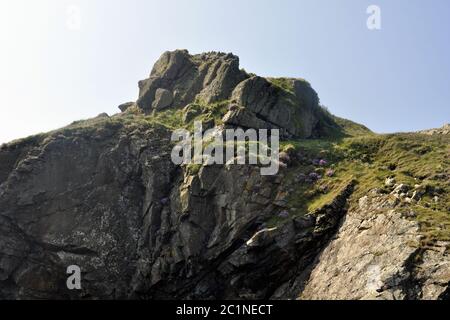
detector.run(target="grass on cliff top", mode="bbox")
[145,108,184,129]
[267,77,295,94]
[267,77,311,94]
[331,116,374,137]
[313,105,374,139]
[280,132,450,247]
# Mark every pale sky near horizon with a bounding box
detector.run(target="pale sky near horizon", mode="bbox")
[1,0,449,143]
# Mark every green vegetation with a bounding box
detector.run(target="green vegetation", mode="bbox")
[142,99,230,131]
[278,132,449,248]
[185,99,230,128]
[267,77,295,93]
[313,105,373,139]
[146,108,184,129]
[186,163,202,175]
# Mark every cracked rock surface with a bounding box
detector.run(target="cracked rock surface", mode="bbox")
[0,50,448,300]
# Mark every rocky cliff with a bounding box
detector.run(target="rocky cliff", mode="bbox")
[0,50,448,300]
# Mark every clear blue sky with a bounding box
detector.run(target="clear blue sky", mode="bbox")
[1,0,449,143]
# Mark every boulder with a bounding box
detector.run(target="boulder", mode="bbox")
[118,102,135,112]
[152,88,173,110]
[391,184,410,195]
[136,50,248,112]
[246,228,278,248]
[385,177,396,187]
[223,76,320,138]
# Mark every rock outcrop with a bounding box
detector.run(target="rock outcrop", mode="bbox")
[137,50,249,112]
[223,76,319,138]
[300,190,449,300]
[134,50,324,138]
[0,50,448,300]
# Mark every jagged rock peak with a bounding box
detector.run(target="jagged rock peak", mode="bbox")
[131,49,327,138]
[136,49,249,112]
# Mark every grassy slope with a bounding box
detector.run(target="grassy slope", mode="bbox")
[279,130,449,248]
[262,77,448,245]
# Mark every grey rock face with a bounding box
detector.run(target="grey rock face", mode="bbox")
[130,170,355,299]
[223,76,320,138]
[385,177,396,187]
[136,50,249,112]
[134,50,324,138]
[0,117,176,299]
[0,114,448,300]
[152,88,173,110]
[419,123,450,135]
